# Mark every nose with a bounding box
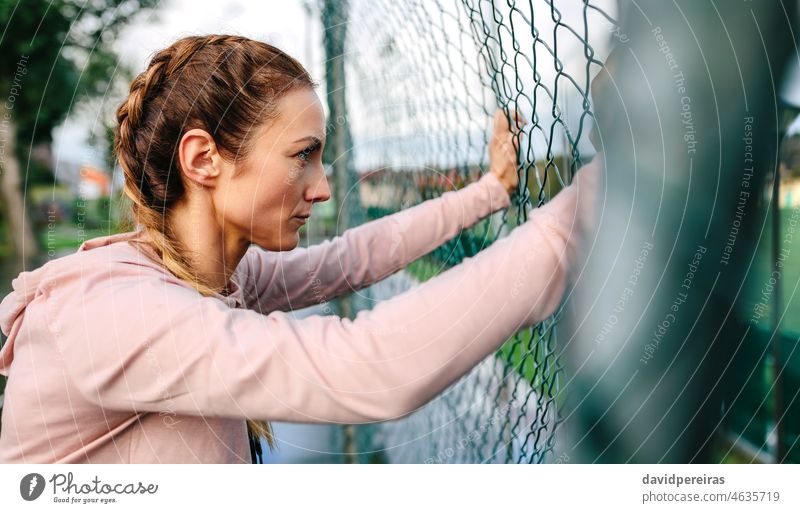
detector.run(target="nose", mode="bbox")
[306,166,331,203]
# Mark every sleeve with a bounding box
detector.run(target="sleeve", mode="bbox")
[45,159,598,424]
[239,171,512,313]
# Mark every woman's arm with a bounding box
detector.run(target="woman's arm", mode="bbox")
[47,158,598,424]
[240,109,522,314]
[240,171,511,313]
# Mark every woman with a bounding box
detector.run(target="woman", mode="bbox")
[0,35,598,463]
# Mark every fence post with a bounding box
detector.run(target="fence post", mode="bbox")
[321,0,362,464]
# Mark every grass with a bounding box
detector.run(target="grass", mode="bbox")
[0,217,12,259]
[38,224,112,254]
[406,257,442,283]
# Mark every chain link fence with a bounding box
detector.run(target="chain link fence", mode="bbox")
[321,0,618,463]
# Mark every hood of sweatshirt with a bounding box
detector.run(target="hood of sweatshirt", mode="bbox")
[0,230,248,375]
[0,231,179,375]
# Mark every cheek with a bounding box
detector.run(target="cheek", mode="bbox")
[253,180,297,218]
[236,167,291,216]
[264,167,307,209]
[222,158,307,241]
[215,178,272,232]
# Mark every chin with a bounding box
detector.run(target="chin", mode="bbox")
[284,236,300,250]
[252,233,299,252]
[276,233,300,251]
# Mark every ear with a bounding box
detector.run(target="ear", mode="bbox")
[178,128,226,188]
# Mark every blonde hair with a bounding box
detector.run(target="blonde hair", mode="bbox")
[114,34,316,455]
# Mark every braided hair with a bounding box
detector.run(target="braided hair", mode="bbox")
[114,34,316,463]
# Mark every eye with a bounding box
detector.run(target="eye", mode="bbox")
[294,141,321,163]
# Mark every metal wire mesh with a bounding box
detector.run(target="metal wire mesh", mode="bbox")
[329,0,619,463]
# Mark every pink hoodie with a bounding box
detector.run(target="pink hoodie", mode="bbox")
[0,159,599,463]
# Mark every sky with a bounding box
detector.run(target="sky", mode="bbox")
[54,0,613,172]
[50,0,625,176]
[49,0,800,179]
[344,0,618,170]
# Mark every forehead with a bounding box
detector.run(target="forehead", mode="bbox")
[270,87,325,138]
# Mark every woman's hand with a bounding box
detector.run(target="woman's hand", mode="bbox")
[489,108,523,196]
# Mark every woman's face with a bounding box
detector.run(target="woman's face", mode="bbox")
[223,87,330,251]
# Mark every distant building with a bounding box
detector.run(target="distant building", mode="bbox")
[77,166,111,199]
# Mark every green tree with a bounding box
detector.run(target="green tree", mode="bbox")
[0,0,157,271]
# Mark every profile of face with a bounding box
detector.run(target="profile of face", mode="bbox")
[179,87,331,251]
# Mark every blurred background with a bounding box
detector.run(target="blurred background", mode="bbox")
[0,0,797,463]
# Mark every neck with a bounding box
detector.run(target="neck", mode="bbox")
[167,193,249,294]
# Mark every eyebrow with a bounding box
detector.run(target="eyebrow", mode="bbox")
[293,135,324,146]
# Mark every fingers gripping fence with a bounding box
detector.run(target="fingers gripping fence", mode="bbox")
[322,0,618,463]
